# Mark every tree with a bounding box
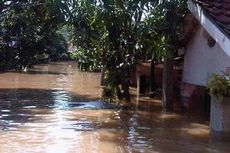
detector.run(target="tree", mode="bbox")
[69,0,159,100]
[1,0,188,107]
[0,0,69,70]
[148,0,188,111]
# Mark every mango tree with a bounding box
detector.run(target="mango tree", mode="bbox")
[0,0,69,70]
[69,0,160,100]
[148,0,187,111]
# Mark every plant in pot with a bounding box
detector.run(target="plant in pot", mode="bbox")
[207,74,230,141]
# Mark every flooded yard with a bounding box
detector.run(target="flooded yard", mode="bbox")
[0,62,229,153]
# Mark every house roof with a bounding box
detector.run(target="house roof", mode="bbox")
[195,0,230,36]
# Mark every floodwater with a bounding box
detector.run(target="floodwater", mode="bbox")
[0,62,229,153]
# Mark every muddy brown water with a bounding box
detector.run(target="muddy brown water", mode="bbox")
[0,62,229,153]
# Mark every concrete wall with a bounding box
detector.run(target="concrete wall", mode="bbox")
[182,26,230,86]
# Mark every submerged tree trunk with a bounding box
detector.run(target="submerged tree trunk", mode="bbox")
[100,66,106,86]
[149,58,156,98]
[162,54,174,111]
[122,80,130,101]
[116,85,123,100]
[121,70,131,101]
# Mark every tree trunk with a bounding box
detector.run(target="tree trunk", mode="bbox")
[100,66,106,86]
[116,85,123,100]
[149,59,156,98]
[162,54,174,111]
[122,77,130,101]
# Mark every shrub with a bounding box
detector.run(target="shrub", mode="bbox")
[207,74,230,102]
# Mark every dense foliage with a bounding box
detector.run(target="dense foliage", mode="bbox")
[69,0,188,100]
[0,0,188,102]
[148,0,188,57]
[207,74,230,102]
[0,0,69,70]
[69,0,159,100]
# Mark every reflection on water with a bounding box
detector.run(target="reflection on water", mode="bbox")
[0,62,229,153]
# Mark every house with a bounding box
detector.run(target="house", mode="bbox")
[181,0,230,114]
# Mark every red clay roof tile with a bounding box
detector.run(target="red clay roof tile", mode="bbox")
[195,0,230,36]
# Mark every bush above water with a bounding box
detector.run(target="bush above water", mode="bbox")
[207,74,230,102]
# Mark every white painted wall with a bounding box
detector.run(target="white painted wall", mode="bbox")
[183,26,230,86]
[188,0,230,57]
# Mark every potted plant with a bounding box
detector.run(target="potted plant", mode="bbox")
[207,74,230,141]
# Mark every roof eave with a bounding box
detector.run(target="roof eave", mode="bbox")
[188,0,230,56]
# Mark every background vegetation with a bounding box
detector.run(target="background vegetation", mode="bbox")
[0,0,69,70]
[1,0,188,109]
[69,0,187,104]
